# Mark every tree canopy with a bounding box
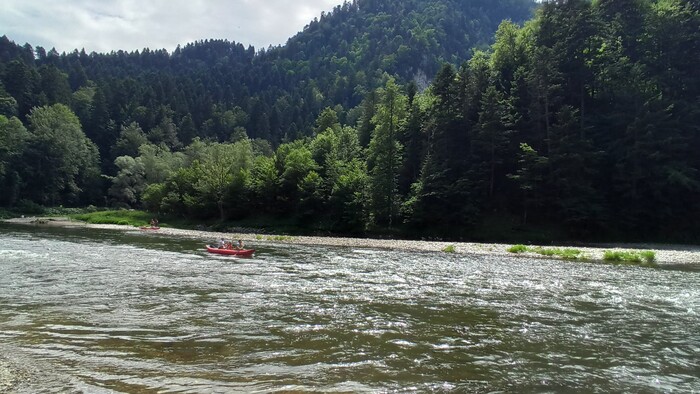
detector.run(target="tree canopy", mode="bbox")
[0,0,698,243]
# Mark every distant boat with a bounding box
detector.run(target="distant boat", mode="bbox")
[139,226,160,231]
[206,245,255,256]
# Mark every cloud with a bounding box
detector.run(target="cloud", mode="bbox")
[0,0,341,53]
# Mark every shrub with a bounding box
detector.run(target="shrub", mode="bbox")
[508,244,586,260]
[603,250,637,263]
[267,235,294,241]
[442,245,456,253]
[71,210,153,227]
[559,248,583,260]
[532,246,556,256]
[16,199,44,214]
[532,247,585,260]
[640,251,656,264]
[508,244,528,253]
[603,250,656,266]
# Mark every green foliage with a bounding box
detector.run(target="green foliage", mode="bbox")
[603,250,657,266]
[508,143,548,225]
[367,77,406,227]
[0,115,29,205]
[278,144,318,211]
[0,208,15,219]
[602,250,635,262]
[138,144,186,184]
[193,140,254,220]
[266,235,295,242]
[639,250,656,263]
[507,244,586,260]
[141,182,167,213]
[0,202,99,217]
[313,107,341,135]
[1,0,699,244]
[531,247,585,260]
[43,205,99,216]
[559,249,585,260]
[111,122,148,159]
[109,155,146,206]
[71,210,153,226]
[411,63,479,233]
[298,170,325,218]
[508,244,529,253]
[16,199,45,214]
[23,104,101,206]
[442,244,456,253]
[249,155,279,210]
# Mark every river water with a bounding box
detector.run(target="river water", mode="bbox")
[0,223,698,393]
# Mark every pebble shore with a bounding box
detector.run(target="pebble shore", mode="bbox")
[4,217,700,264]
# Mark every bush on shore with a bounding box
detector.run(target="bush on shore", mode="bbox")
[507,244,657,267]
[507,244,586,260]
[70,210,154,227]
[603,250,656,266]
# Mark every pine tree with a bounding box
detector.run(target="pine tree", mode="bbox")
[367,77,406,227]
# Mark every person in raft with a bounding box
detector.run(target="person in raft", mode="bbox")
[150,218,159,227]
[218,238,226,248]
[236,239,244,250]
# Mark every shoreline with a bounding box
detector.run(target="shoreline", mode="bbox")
[3,216,700,265]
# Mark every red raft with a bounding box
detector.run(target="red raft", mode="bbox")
[139,226,160,231]
[206,245,255,256]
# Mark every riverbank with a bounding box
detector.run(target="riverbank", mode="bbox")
[3,216,700,264]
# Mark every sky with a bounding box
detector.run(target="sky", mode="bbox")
[1,0,342,54]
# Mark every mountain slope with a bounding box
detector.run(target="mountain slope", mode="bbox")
[0,0,536,150]
[278,0,536,90]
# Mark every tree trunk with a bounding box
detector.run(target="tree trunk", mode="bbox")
[218,200,225,221]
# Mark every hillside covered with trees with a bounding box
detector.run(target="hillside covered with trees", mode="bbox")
[1,0,699,243]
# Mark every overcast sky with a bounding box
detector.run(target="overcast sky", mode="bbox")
[1,0,342,54]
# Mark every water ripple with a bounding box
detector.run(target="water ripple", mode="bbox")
[0,224,699,392]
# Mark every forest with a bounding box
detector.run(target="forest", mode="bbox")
[0,0,698,242]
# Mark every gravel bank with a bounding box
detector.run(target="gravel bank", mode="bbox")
[4,217,700,264]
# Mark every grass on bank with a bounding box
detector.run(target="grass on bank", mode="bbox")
[507,244,529,253]
[507,244,587,260]
[508,244,657,266]
[256,234,295,242]
[442,245,456,253]
[70,210,154,227]
[603,250,656,266]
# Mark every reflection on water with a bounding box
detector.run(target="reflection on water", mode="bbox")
[0,223,699,393]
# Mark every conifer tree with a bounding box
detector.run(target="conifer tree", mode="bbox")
[367,77,406,227]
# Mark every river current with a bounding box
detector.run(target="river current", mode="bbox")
[0,223,698,393]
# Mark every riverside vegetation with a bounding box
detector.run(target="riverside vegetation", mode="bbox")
[0,0,698,244]
[507,244,657,267]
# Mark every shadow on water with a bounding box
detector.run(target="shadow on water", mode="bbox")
[0,222,204,254]
[660,263,700,272]
[0,222,281,259]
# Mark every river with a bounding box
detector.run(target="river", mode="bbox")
[0,223,698,393]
